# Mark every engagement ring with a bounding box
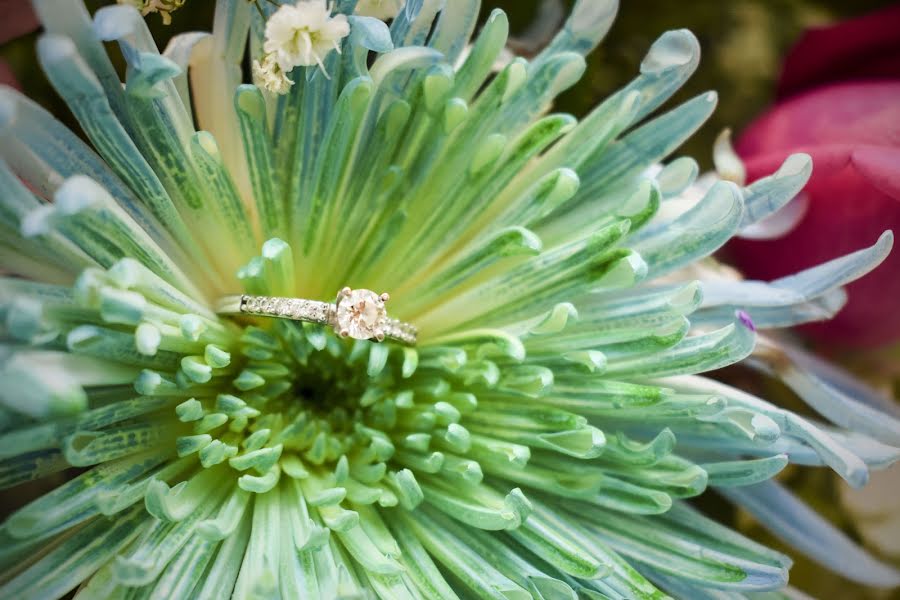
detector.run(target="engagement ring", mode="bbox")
[215,287,417,345]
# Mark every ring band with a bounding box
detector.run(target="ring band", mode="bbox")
[215,288,417,345]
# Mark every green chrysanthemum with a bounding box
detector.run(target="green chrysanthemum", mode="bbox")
[1,1,898,598]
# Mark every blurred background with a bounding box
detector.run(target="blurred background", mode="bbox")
[2,1,898,598]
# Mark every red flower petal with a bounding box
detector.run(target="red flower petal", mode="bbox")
[737,82,900,156]
[732,70,900,348]
[0,0,39,45]
[852,146,900,203]
[777,4,900,99]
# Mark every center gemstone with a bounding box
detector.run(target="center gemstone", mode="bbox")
[334,288,387,340]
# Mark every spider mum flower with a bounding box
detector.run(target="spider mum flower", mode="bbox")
[1,1,899,599]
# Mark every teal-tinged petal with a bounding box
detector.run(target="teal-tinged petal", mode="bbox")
[231,482,281,597]
[0,160,95,280]
[386,513,461,599]
[26,175,203,299]
[739,153,812,229]
[506,499,609,578]
[162,31,211,125]
[696,231,892,331]
[662,374,876,487]
[402,506,532,600]
[0,507,147,600]
[148,534,218,598]
[575,90,716,207]
[721,481,900,588]
[62,421,171,467]
[701,455,790,488]
[427,0,480,65]
[0,350,136,420]
[30,0,131,126]
[633,180,744,278]
[420,476,530,531]
[192,509,251,600]
[305,78,377,259]
[115,481,227,586]
[452,9,508,102]
[235,86,285,241]
[35,34,211,286]
[0,88,173,249]
[605,318,755,379]
[93,5,193,138]
[574,504,788,591]
[534,0,618,62]
[188,132,258,262]
[656,156,699,198]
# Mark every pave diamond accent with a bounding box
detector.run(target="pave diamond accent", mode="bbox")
[241,295,331,325]
[382,318,417,345]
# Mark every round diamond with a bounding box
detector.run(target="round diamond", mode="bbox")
[335,289,387,340]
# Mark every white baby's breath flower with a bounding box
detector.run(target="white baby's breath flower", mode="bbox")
[252,53,294,95]
[117,0,185,24]
[355,0,406,20]
[263,0,350,74]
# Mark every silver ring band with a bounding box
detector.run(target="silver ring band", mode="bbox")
[215,291,417,345]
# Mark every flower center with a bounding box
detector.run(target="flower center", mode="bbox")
[289,348,368,416]
[167,314,400,494]
[289,29,314,57]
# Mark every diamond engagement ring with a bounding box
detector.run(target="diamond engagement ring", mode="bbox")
[215,287,417,345]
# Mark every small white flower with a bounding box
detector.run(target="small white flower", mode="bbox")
[263,0,351,74]
[355,0,405,20]
[118,0,185,25]
[253,53,294,95]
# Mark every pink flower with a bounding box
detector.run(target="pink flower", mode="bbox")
[0,0,40,89]
[728,6,900,348]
